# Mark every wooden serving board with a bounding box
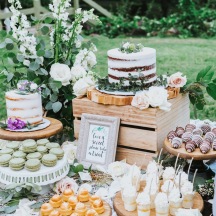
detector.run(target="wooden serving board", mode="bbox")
[87,87,180,106]
[114,191,203,216]
[164,138,216,160]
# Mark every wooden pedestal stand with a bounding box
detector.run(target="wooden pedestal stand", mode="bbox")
[164,138,216,179]
[113,181,204,216]
[0,117,63,141]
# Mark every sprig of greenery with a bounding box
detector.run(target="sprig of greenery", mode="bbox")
[119,42,144,53]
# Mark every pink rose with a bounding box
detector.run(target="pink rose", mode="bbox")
[54,176,79,195]
[131,92,150,110]
[168,72,187,88]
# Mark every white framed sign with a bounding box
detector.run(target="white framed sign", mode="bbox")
[77,113,120,169]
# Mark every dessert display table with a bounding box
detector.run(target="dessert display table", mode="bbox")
[0,154,69,186]
[113,191,203,216]
[0,117,63,141]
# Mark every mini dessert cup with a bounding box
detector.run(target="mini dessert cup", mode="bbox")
[169,200,182,215]
[137,203,151,216]
[182,193,194,209]
[122,186,137,212]
[155,205,169,216]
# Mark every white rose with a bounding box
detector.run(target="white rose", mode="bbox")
[131,92,150,110]
[147,86,171,111]
[73,78,90,98]
[108,161,129,178]
[71,65,87,82]
[83,76,95,86]
[168,72,187,88]
[61,141,77,164]
[30,83,38,90]
[50,63,72,86]
[84,51,97,70]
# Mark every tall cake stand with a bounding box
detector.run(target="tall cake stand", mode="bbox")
[0,117,69,186]
[164,138,216,179]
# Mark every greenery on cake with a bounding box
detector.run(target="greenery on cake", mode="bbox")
[119,42,144,53]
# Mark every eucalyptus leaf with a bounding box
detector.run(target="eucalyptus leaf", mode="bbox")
[44,50,53,58]
[49,79,62,91]
[41,26,50,35]
[52,101,62,113]
[17,54,24,62]
[4,205,18,214]
[40,68,48,75]
[0,30,7,37]
[45,101,53,110]
[4,19,10,27]
[42,88,51,97]
[7,52,16,58]
[2,193,13,204]
[50,94,58,102]
[44,17,53,24]
[0,42,6,48]
[5,38,13,44]
[29,62,40,71]
[6,43,14,50]
[37,50,45,57]
[30,201,43,209]
[7,73,14,82]
[74,164,84,173]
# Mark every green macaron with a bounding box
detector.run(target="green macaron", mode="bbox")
[27,152,42,160]
[42,154,57,167]
[0,154,12,167]
[36,146,48,155]
[49,148,64,160]
[25,159,41,172]
[22,139,36,145]
[9,158,25,171]
[46,142,60,150]
[6,141,20,150]
[0,148,14,155]
[36,139,49,146]
[22,141,37,153]
[13,151,26,159]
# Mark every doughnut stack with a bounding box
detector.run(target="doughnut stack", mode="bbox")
[167,123,216,154]
[40,188,105,216]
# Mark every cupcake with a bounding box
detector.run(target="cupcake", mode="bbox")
[122,185,137,211]
[40,203,53,216]
[136,192,151,216]
[49,194,62,208]
[75,202,87,216]
[154,192,169,216]
[78,188,89,202]
[92,199,105,214]
[59,202,73,216]
[62,188,74,201]
[68,196,78,209]
[168,188,183,215]
[181,181,195,209]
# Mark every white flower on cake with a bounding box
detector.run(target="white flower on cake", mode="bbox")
[50,63,72,86]
[147,86,171,111]
[131,92,150,110]
[108,161,130,178]
[54,176,79,195]
[71,65,87,82]
[61,141,77,164]
[30,83,38,91]
[168,72,187,88]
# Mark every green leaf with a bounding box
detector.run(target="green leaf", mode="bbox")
[5,38,13,44]
[206,83,216,100]
[52,101,62,113]
[37,50,45,57]
[17,54,24,62]
[40,68,48,75]
[203,71,214,83]
[7,73,14,82]
[45,101,53,110]
[4,205,18,214]
[213,78,216,84]
[49,79,62,91]
[29,61,40,71]
[74,164,84,173]
[44,17,53,24]
[41,26,49,35]
[196,66,212,82]
[6,43,14,50]
[0,42,6,48]
[2,193,13,204]
[0,30,7,37]
[42,88,51,97]
[30,201,43,209]
[27,71,37,81]
[36,57,43,64]
[50,94,58,102]
[7,52,16,58]
[44,50,53,58]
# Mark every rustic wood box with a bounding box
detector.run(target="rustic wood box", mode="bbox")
[73,94,190,169]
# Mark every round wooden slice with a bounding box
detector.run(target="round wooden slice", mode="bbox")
[114,191,203,216]
[0,117,63,141]
[164,138,216,160]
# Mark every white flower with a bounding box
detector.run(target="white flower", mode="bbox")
[54,176,79,195]
[50,63,72,86]
[14,198,36,216]
[83,76,95,86]
[73,78,90,98]
[131,92,150,110]
[108,161,129,178]
[76,8,82,14]
[71,65,87,82]
[23,60,30,66]
[168,72,187,88]
[61,141,77,164]
[123,42,130,49]
[147,86,171,111]
[30,83,38,90]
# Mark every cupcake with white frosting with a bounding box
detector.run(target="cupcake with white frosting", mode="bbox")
[168,188,183,215]
[136,192,151,216]
[181,181,195,208]
[154,192,169,216]
[122,185,137,211]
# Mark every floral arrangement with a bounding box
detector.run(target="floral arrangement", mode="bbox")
[197,179,214,199]
[0,0,100,131]
[16,80,41,94]
[119,42,144,53]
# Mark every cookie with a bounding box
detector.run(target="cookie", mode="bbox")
[42,154,57,167]
[37,139,49,146]
[27,152,42,160]
[49,148,64,160]
[9,158,25,171]
[37,146,48,155]
[0,148,14,155]
[6,141,20,150]
[13,151,26,159]
[0,154,12,167]
[46,143,60,150]
[22,141,37,153]
[25,159,41,172]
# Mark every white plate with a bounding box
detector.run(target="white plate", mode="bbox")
[6,118,51,132]
[96,86,135,96]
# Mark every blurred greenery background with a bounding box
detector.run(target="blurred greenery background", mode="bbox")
[0,0,216,121]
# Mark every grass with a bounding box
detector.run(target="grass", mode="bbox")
[0,36,216,120]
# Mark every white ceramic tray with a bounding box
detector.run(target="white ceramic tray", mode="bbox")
[0,154,69,186]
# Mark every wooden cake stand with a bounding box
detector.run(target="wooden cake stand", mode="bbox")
[164,138,216,177]
[0,117,63,141]
[113,182,204,216]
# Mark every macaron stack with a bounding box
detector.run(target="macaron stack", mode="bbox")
[0,138,64,172]
[42,154,58,167]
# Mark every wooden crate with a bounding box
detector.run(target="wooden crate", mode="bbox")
[73,94,190,169]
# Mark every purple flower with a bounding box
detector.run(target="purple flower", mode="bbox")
[7,118,26,130]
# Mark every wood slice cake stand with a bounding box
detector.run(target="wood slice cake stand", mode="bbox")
[113,182,204,216]
[0,117,63,141]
